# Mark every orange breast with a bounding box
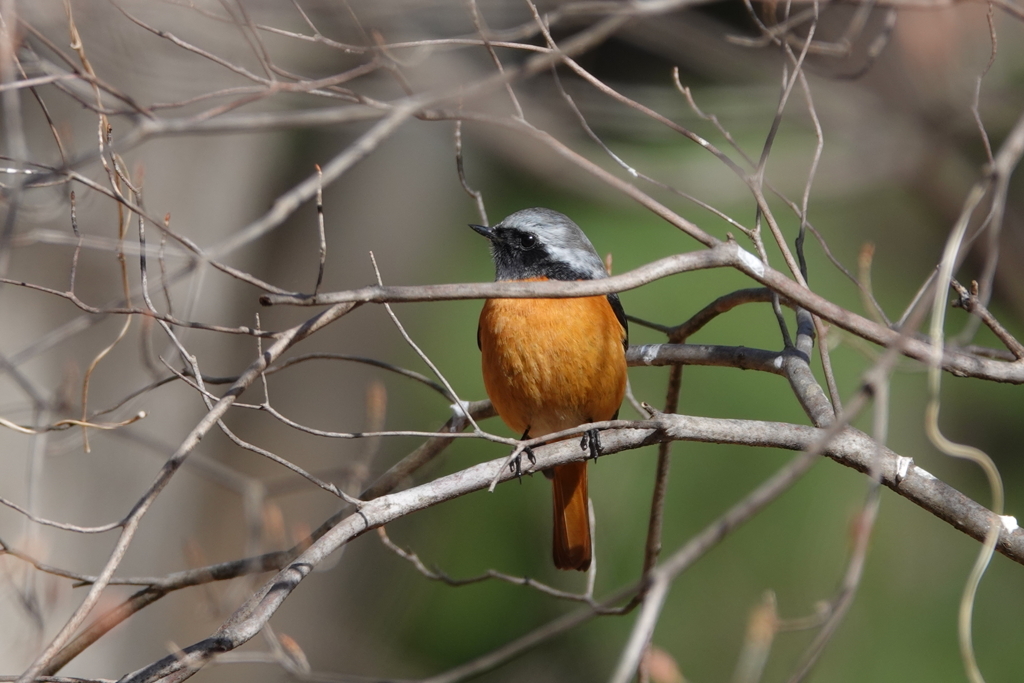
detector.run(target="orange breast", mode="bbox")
[478,288,627,439]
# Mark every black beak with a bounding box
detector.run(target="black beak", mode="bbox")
[469,223,494,239]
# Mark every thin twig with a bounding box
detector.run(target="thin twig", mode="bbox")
[314,164,327,295]
[454,120,488,225]
[951,279,1024,360]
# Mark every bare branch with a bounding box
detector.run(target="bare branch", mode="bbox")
[264,242,1024,384]
[17,302,360,682]
[117,410,1024,681]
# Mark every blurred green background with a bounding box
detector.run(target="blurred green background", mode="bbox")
[294,13,1024,679]
[352,179,1024,682]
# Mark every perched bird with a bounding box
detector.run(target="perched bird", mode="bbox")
[472,208,628,571]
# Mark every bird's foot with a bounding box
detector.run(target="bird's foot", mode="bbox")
[508,444,537,482]
[580,428,602,462]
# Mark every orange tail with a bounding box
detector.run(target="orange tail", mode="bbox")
[551,461,591,571]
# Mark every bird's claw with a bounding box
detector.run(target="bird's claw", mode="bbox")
[508,446,536,482]
[580,428,602,462]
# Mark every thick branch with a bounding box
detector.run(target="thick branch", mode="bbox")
[39,400,496,676]
[117,415,1024,683]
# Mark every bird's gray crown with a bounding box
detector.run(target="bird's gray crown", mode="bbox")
[480,208,608,282]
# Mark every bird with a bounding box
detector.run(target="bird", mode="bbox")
[472,208,628,571]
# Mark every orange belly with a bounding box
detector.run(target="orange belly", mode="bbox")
[478,293,627,439]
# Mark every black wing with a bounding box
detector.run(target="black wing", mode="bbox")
[606,293,628,349]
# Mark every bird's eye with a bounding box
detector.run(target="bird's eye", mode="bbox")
[520,234,537,249]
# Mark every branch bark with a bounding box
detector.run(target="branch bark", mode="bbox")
[262,241,1024,384]
[116,413,1024,683]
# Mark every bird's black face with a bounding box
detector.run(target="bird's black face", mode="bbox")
[470,208,608,283]
[491,227,596,282]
